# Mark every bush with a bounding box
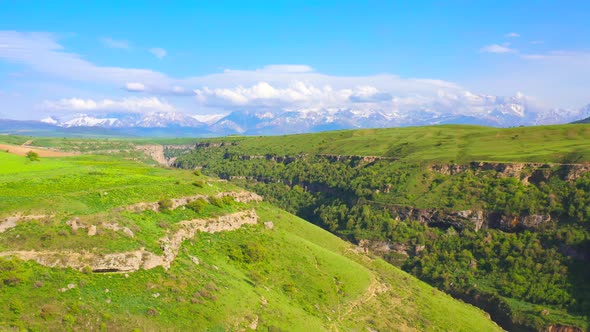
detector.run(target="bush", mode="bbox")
[222,195,235,205]
[26,151,40,161]
[186,198,208,213]
[208,196,223,208]
[193,169,202,176]
[192,180,205,188]
[146,307,159,316]
[158,199,174,211]
[229,242,266,264]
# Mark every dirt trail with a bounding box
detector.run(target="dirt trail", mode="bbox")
[21,140,33,146]
[0,143,78,157]
[340,277,389,320]
[0,209,259,272]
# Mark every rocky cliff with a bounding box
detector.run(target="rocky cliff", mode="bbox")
[379,203,552,232]
[430,162,590,183]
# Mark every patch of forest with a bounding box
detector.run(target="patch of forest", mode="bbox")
[174,146,590,331]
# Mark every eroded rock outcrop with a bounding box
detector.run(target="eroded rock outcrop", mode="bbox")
[0,214,53,233]
[543,325,583,332]
[136,144,196,166]
[430,162,590,183]
[125,191,263,213]
[386,205,551,232]
[0,209,259,272]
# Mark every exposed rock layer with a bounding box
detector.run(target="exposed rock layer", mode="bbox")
[382,204,551,232]
[0,209,259,272]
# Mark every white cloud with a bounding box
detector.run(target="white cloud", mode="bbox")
[150,47,167,59]
[100,37,130,49]
[125,82,146,92]
[258,65,314,73]
[520,51,590,62]
[0,31,171,86]
[43,97,175,112]
[1,30,588,117]
[530,40,544,45]
[195,81,336,108]
[506,32,520,38]
[480,44,516,54]
[194,80,451,111]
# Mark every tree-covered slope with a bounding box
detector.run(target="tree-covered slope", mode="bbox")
[0,149,499,331]
[171,124,590,331]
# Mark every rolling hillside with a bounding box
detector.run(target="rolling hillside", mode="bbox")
[0,148,500,331]
[168,124,590,331]
[168,124,590,164]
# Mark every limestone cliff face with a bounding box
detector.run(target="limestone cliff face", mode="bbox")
[385,205,551,232]
[430,162,590,183]
[136,144,197,166]
[543,325,583,332]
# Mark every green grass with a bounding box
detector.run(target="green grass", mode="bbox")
[0,203,501,331]
[0,150,500,331]
[5,124,590,163]
[172,124,590,163]
[0,151,75,175]
[0,152,235,217]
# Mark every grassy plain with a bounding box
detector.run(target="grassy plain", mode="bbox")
[171,124,590,163]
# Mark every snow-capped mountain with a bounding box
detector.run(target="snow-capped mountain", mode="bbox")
[192,113,228,125]
[135,112,205,128]
[61,115,124,128]
[35,98,590,136]
[40,116,59,125]
[46,112,207,129]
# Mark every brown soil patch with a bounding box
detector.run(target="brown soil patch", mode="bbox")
[0,143,78,157]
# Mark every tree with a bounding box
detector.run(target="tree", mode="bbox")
[26,151,40,162]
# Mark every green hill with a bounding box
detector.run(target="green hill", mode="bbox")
[0,150,499,331]
[166,124,590,164]
[169,124,590,331]
[572,117,590,124]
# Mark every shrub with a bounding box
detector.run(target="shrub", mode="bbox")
[9,299,23,314]
[192,180,205,188]
[193,169,202,176]
[146,307,159,316]
[229,242,266,264]
[208,196,223,207]
[187,198,208,213]
[26,151,40,161]
[158,199,174,211]
[222,195,235,205]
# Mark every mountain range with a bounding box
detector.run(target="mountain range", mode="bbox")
[3,95,590,136]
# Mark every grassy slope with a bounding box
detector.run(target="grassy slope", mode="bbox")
[0,150,499,331]
[0,151,227,215]
[4,124,590,163]
[164,124,590,163]
[159,125,590,330]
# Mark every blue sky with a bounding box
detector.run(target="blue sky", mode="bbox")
[0,0,589,119]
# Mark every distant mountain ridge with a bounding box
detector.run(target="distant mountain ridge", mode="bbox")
[5,99,590,136]
[570,105,590,123]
